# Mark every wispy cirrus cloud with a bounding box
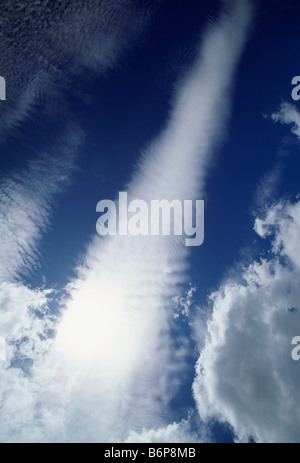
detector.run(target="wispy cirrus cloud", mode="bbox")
[0,125,83,426]
[0,0,253,443]
[0,0,160,445]
[0,0,158,442]
[0,0,158,135]
[0,125,84,281]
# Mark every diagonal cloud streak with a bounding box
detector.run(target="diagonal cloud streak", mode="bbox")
[0,0,253,443]
[53,0,253,442]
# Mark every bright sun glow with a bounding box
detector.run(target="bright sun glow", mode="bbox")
[55,277,141,370]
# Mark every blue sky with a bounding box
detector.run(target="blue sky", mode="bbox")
[1,0,300,443]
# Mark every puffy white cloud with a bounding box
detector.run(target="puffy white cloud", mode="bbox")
[255,199,300,269]
[193,197,300,443]
[0,127,83,442]
[0,280,63,443]
[0,281,51,339]
[271,102,300,139]
[124,417,208,443]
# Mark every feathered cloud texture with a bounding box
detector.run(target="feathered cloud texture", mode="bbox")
[52,0,252,442]
[0,0,253,443]
[0,0,156,134]
[0,126,84,280]
[0,126,84,442]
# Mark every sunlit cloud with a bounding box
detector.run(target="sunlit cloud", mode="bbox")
[193,197,300,443]
[193,108,300,443]
[0,0,253,443]
[52,0,252,442]
[124,417,209,443]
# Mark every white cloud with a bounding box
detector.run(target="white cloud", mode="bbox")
[192,97,300,443]
[193,197,300,443]
[253,164,283,211]
[0,281,51,339]
[0,280,62,443]
[0,0,155,134]
[172,284,197,319]
[0,127,83,442]
[124,417,208,443]
[254,199,300,269]
[0,125,83,280]
[52,0,252,442]
[271,102,300,139]
[0,0,253,442]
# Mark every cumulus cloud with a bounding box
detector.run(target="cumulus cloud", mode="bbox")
[0,125,84,442]
[193,197,300,443]
[271,102,300,139]
[0,281,51,339]
[124,416,208,443]
[254,199,300,268]
[192,94,300,444]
